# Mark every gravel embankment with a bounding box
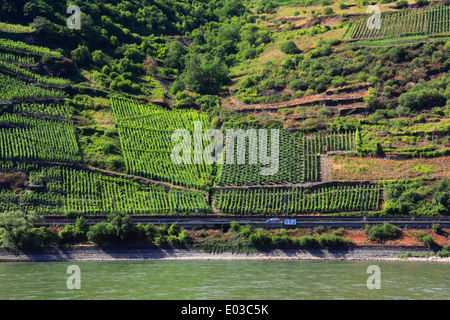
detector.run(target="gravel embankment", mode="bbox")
[0,245,449,262]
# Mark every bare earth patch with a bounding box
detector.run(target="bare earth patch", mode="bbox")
[330,156,450,181]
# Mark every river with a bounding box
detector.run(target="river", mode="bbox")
[0,260,448,300]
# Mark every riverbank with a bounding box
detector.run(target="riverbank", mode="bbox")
[1,244,449,263]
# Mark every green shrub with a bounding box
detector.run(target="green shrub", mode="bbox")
[278,108,293,116]
[0,211,43,249]
[395,0,408,8]
[58,224,84,244]
[436,245,450,258]
[415,0,429,6]
[229,221,241,233]
[295,235,318,247]
[239,225,253,238]
[432,223,443,235]
[154,235,168,246]
[248,229,272,248]
[314,226,328,234]
[167,235,182,246]
[168,224,180,237]
[86,222,116,245]
[411,230,436,248]
[280,41,301,55]
[420,235,436,248]
[271,234,292,247]
[323,7,333,15]
[365,223,402,242]
[317,234,346,248]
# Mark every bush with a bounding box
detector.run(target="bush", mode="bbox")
[168,224,180,236]
[420,234,436,248]
[239,225,253,238]
[171,80,185,94]
[375,142,385,157]
[411,230,436,248]
[317,234,346,248]
[322,7,333,15]
[229,221,241,233]
[365,223,402,242]
[395,0,408,8]
[280,41,301,55]
[0,211,43,249]
[436,245,450,257]
[58,223,85,244]
[248,229,272,248]
[86,222,116,245]
[295,235,318,247]
[278,108,293,116]
[415,0,429,6]
[432,223,443,235]
[107,156,124,170]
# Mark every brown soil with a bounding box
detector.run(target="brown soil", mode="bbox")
[222,90,369,112]
[0,172,28,190]
[346,228,450,247]
[188,228,450,248]
[330,156,450,181]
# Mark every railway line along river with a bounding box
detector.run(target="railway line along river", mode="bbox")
[0,260,449,299]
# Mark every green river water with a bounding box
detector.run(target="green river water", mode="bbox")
[0,260,448,300]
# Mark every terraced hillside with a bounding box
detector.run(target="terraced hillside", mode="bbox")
[348,4,450,41]
[0,0,447,221]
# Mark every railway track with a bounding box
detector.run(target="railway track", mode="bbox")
[39,216,450,229]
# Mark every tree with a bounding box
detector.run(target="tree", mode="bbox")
[108,212,136,241]
[375,142,385,157]
[280,41,301,55]
[0,211,43,248]
[86,221,115,245]
[92,50,106,66]
[355,129,363,151]
[143,56,158,76]
[220,0,247,19]
[182,54,230,94]
[164,40,187,70]
[71,45,92,67]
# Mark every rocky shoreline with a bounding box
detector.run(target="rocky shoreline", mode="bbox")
[0,244,449,263]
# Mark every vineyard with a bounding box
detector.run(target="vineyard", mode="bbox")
[213,183,382,215]
[0,73,67,103]
[217,129,303,186]
[0,163,210,215]
[0,113,80,163]
[0,23,34,34]
[111,96,214,189]
[0,60,70,86]
[0,52,35,65]
[217,130,356,186]
[0,38,62,57]
[348,5,450,40]
[12,103,71,120]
